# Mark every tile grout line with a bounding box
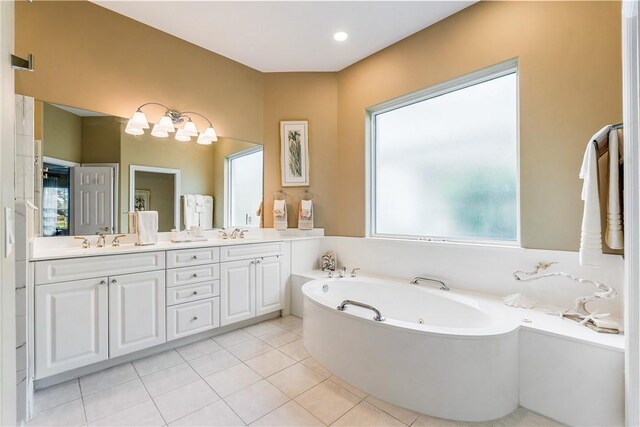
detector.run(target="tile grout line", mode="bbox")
[131,359,169,426]
[76,378,89,426]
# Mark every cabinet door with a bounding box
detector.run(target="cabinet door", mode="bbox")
[35,278,108,379]
[255,256,284,316]
[220,259,255,326]
[109,270,166,358]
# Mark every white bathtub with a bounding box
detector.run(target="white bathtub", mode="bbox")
[302,276,520,422]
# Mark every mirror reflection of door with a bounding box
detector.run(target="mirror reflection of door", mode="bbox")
[133,171,176,232]
[228,148,263,227]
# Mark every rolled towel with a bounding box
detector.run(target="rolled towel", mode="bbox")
[194,195,204,213]
[136,210,158,245]
[273,199,287,230]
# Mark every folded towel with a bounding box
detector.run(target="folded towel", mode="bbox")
[298,199,313,230]
[183,195,199,229]
[185,195,195,207]
[136,210,158,245]
[606,129,624,249]
[199,195,213,229]
[273,199,287,230]
[579,126,610,266]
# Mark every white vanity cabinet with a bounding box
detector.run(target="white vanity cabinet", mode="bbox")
[35,278,109,379]
[109,271,166,358]
[220,243,285,326]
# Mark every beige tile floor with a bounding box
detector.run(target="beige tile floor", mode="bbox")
[28,316,564,427]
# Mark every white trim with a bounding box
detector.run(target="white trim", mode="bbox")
[83,163,119,234]
[366,59,521,246]
[42,156,80,168]
[129,165,181,231]
[623,1,640,425]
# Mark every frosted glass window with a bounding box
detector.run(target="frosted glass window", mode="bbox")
[229,149,263,227]
[373,71,518,243]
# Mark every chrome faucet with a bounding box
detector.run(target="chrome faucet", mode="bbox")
[350,268,361,277]
[111,234,127,247]
[219,228,248,240]
[410,276,450,291]
[95,227,110,248]
[74,236,90,249]
[338,266,347,278]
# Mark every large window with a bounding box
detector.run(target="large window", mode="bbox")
[370,64,519,244]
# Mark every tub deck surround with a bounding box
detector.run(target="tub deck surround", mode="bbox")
[301,273,624,426]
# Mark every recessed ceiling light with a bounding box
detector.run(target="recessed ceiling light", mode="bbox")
[333,31,348,42]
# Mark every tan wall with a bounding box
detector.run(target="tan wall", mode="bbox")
[15,0,263,144]
[134,171,175,232]
[211,138,261,228]
[262,73,338,232]
[335,1,622,251]
[42,103,81,163]
[81,116,121,164]
[120,126,214,231]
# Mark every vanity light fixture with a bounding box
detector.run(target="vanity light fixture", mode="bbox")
[333,31,348,42]
[125,102,218,144]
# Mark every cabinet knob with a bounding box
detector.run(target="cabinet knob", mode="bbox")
[192,316,198,321]
[99,280,106,285]
[192,273,198,278]
[111,279,117,284]
[250,260,255,264]
[192,255,198,260]
[256,259,262,264]
[192,291,198,295]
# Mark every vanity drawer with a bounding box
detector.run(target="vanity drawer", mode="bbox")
[219,242,284,262]
[35,252,165,285]
[166,247,220,268]
[167,297,219,341]
[166,264,220,287]
[167,280,220,306]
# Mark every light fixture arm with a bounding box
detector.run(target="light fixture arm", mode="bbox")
[180,111,213,127]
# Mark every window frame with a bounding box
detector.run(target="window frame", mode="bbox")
[366,59,521,246]
[224,146,264,229]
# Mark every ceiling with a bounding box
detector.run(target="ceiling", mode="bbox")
[92,1,475,72]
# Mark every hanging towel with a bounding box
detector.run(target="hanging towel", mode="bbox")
[136,210,158,245]
[256,201,264,228]
[606,129,624,249]
[200,196,214,229]
[128,212,138,234]
[273,199,287,230]
[183,195,199,230]
[298,199,313,230]
[579,126,610,266]
[194,195,205,213]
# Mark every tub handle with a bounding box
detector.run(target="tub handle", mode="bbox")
[337,299,386,322]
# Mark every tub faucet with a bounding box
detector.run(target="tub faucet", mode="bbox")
[350,268,360,277]
[410,276,450,291]
[338,267,347,278]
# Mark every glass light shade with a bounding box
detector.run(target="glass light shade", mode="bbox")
[151,124,168,138]
[182,120,198,137]
[128,110,150,130]
[125,122,144,136]
[202,127,218,142]
[157,115,175,133]
[196,133,213,145]
[175,128,191,142]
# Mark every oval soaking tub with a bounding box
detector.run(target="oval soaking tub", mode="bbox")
[302,276,520,422]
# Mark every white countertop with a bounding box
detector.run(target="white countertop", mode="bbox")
[31,229,324,261]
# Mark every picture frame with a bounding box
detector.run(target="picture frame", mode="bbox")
[280,120,310,187]
[134,189,150,211]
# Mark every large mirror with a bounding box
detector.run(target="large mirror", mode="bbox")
[35,100,263,236]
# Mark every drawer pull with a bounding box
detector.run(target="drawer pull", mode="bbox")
[192,255,198,260]
[192,273,198,278]
[111,279,117,284]
[192,316,198,321]
[192,291,198,295]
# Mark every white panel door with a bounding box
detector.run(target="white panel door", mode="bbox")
[220,259,255,326]
[109,270,165,358]
[71,166,113,235]
[35,278,108,379]
[255,256,283,316]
